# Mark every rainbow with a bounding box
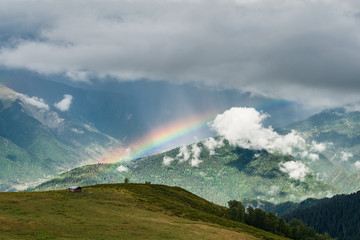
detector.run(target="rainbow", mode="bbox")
[99,110,217,163]
[98,98,299,164]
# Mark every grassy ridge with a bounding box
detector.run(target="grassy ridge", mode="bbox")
[0,183,290,240]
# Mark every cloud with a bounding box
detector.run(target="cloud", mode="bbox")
[54,94,73,112]
[311,141,326,153]
[17,93,50,111]
[177,145,191,163]
[268,185,280,196]
[345,103,360,112]
[175,144,203,167]
[163,156,175,166]
[308,153,319,161]
[117,165,128,172]
[71,128,84,134]
[209,107,305,155]
[203,137,224,155]
[354,161,360,169]
[1,1,360,108]
[279,161,311,181]
[190,143,202,167]
[341,151,354,162]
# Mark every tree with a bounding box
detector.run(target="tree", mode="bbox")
[228,200,245,222]
[253,208,267,229]
[277,218,290,237]
[124,177,129,183]
[264,212,279,233]
[245,205,256,226]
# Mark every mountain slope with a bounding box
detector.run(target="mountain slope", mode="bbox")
[0,85,121,191]
[281,107,360,193]
[0,183,291,240]
[0,70,310,143]
[241,198,324,217]
[33,140,337,205]
[283,190,360,240]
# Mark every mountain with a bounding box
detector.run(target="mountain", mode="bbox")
[0,70,310,144]
[33,139,337,206]
[241,198,324,217]
[283,190,360,240]
[0,183,294,240]
[0,85,121,191]
[32,106,360,206]
[281,107,360,194]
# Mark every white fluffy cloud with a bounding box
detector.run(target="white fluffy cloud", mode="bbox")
[311,141,326,153]
[177,145,191,163]
[279,161,311,181]
[209,107,305,155]
[354,161,360,169]
[163,156,175,166]
[203,137,224,155]
[175,144,203,167]
[190,143,202,167]
[54,94,73,112]
[117,165,128,172]
[308,153,320,161]
[17,93,50,111]
[341,151,353,162]
[1,1,360,107]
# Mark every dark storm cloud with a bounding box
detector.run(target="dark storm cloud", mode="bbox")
[0,0,360,108]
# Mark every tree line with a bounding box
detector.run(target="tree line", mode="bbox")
[283,190,360,240]
[227,200,335,240]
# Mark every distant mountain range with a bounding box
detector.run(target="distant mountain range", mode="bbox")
[33,106,360,206]
[0,84,120,191]
[33,139,337,205]
[0,69,311,143]
[0,69,313,192]
[281,107,360,193]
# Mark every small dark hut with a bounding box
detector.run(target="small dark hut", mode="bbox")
[68,186,82,193]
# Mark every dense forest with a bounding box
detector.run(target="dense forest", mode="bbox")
[242,198,327,216]
[284,190,360,240]
[228,200,334,240]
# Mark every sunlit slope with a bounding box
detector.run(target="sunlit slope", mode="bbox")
[33,141,336,205]
[281,108,360,193]
[0,184,289,240]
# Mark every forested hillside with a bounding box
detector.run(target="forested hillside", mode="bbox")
[33,140,336,205]
[284,190,360,240]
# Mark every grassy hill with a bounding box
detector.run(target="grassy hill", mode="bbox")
[0,183,291,240]
[33,140,337,205]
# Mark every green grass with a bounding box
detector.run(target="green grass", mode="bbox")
[0,183,290,240]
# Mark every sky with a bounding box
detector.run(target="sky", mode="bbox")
[0,0,360,109]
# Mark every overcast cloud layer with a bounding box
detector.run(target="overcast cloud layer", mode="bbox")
[1,0,360,107]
